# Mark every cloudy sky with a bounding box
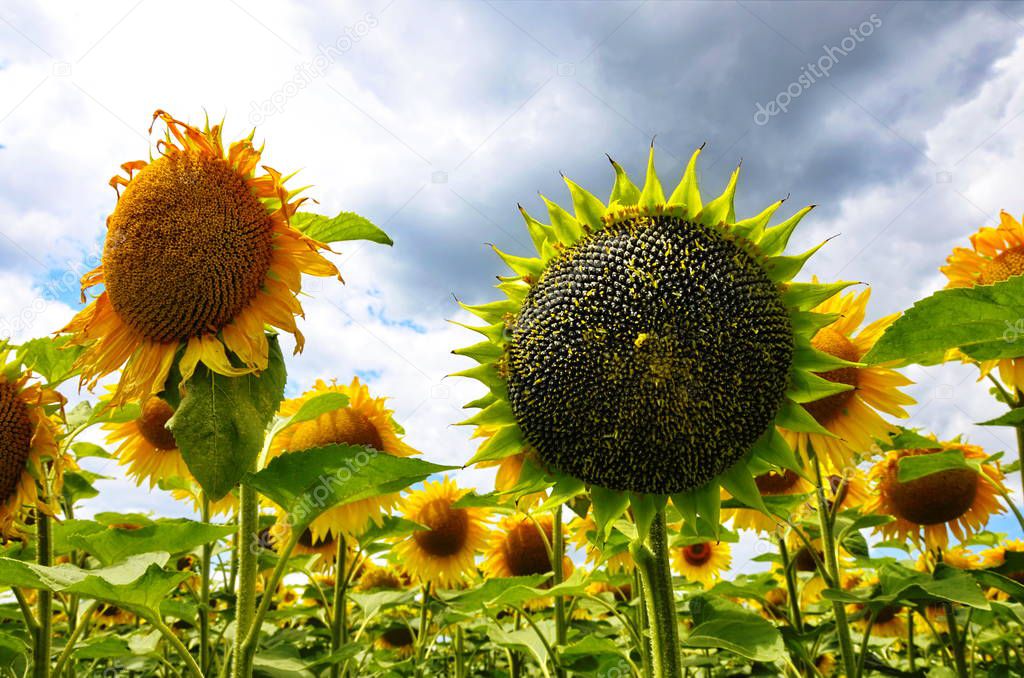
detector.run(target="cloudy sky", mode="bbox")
[2,0,1023,570]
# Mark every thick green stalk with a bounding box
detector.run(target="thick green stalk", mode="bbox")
[52,601,99,677]
[329,535,349,678]
[634,567,652,678]
[149,613,204,678]
[199,495,213,675]
[239,530,299,674]
[907,609,916,671]
[34,513,52,678]
[454,626,466,678]
[944,603,968,678]
[631,509,681,678]
[232,481,260,678]
[811,452,857,678]
[551,504,567,678]
[777,537,803,633]
[414,584,432,678]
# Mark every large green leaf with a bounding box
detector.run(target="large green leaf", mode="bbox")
[978,408,1024,427]
[16,335,83,385]
[865,276,1024,365]
[0,552,188,614]
[292,211,393,246]
[168,335,287,500]
[242,443,455,528]
[896,448,974,482]
[68,519,235,567]
[685,595,785,662]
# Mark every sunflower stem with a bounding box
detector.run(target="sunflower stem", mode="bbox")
[551,504,567,678]
[33,512,52,678]
[149,612,204,678]
[414,583,432,677]
[944,602,969,678]
[199,494,212,675]
[631,508,681,678]
[777,536,803,633]
[634,566,653,678]
[810,451,857,678]
[454,625,466,678]
[51,601,99,677]
[907,608,916,671]
[239,530,299,674]
[232,481,259,678]
[329,535,349,678]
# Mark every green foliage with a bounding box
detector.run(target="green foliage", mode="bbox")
[292,211,393,246]
[168,334,287,500]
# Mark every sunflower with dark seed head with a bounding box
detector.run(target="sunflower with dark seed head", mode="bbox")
[456,145,854,522]
[942,211,1024,389]
[723,469,811,534]
[62,110,339,406]
[864,442,1006,549]
[393,476,489,588]
[375,626,416,657]
[670,540,731,588]
[270,517,351,571]
[0,351,66,536]
[482,514,574,609]
[267,378,419,540]
[780,286,914,470]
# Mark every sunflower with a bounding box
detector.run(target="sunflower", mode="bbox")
[103,395,189,488]
[780,286,914,470]
[567,514,634,574]
[724,469,811,534]
[472,431,546,508]
[942,210,1024,389]
[864,442,1006,549]
[851,603,907,638]
[61,110,339,407]
[392,477,489,589]
[980,538,1024,570]
[0,351,66,536]
[357,564,408,592]
[455,146,852,518]
[482,513,573,590]
[815,654,838,677]
[269,518,349,571]
[170,483,238,518]
[92,604,136,629]
[268,378,419,540]
[375,625,416,657]
[670,541,731,588]
[916,546,982,572]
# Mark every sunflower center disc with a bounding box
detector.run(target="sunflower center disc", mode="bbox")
[103,152,275,343]
[382,627,415,648]
[412,498,469,557]
[506,215,793,494]
[886,449,979,525]
[290,409,384,452]
[754,469,800,495]
[803,327,860,423]
[979,245,1024,284]
[298,528,333,549]
[682,543,713,566]
[136,397,178,451]
[504,521,554,577]
[0,382,34,504]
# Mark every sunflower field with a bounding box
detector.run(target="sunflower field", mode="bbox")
[0,109,1023,678]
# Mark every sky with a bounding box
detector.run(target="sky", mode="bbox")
[1,0,1023,573]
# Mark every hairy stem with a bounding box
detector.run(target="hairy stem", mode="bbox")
[33,513,52,678]
[551,504,567,678]
[632,509,681,678]
[330,535,349,678]
[231,481,259,678]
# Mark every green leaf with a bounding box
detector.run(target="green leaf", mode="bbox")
[274,391,349,434]
[0,552,188,614]
[61,470,104,504]
[590,485,630,543]
[685,595,785,662]
[896,449,973,483]
[438,575,550,612]
[978,408,1024,427]
[291,210,393,246]
[16,335,83,385]
[885,428,943,451]
[243,444,455,529]
[865,275,1024,365]
[168,335,287,500]
[68,519,235,567]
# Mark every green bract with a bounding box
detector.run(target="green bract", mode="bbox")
[455,146,854,517]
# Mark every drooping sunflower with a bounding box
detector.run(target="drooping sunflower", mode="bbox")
[92,604,136,629]
[723,469,811,534]
[101,392,237,515]
[482,513,574,604]
[780,286,915,470]
[392,476,490,589]
[455,145,853,523]
[357,564,408,592]
[0,352,66,536]
[942,210,1024,389]
[980,538,1024,570]
[670,540,731,588]
[268,378,419,540]
[864,442,1007,549]
[62,110,339,407]
[852,603,907,639]
[269,517,349,571]
[916,545,982,572]
[375,625,416,657]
